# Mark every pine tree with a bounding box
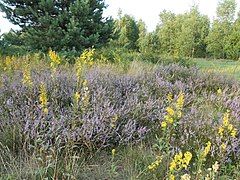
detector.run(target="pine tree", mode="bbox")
[0,0,113,52]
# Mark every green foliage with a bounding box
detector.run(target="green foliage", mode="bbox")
[0,0,113,52]
[216,0,237,22]
[156,10,177,55]
[156,7,210,58]
[206,0,238,60]
[0,31,29,55]
[113,14,139,50]
[224,16,240,60]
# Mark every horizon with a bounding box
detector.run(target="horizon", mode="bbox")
[0,0,239,34]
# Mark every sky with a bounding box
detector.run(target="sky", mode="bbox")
[0,0,239,34]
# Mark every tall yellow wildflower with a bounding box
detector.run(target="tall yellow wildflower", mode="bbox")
[39,83,48,114]
[81,80,90,110]
[169,151,192,172]
[218,112,237,138]
[169,151,192,179]
[48,49,61,70]
[22,65,33,87]
[200,141,211,159]
[148,156,162,171]
[176,92,184,118]
[4,56,13,71]
[75,48,95,82]
[161,92,185,130]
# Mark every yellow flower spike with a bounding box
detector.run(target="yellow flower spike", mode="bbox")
[222,112,229,127]
[170,174,175,180]
[43,108,49,114]
[111,115,118,128]
[166,107,175,116]
[176,92,184,111]
[230,128,237,138]
[177,111,182,118]
[202,141,211,158]
[165,115,174,124]
[48,49,61,69]
[74,92,81,104]
[218,127,224,137]
[167,93,173,102]
[82,79,88,87]
[148,156,162,171]
[227,124,233,131]
[161,121,167,129]
[221,143,227,151]
[218,111,237,139]
[112,149,116,157]
[39,83,48,114]
[22,65,33,87]
[212,161,219,173]
[217,88,222,95]
[183,151,192,166]
[169,161,177,172]
[181,174,191,180]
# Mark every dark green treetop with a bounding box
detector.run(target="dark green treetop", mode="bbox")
[0,0,113,51]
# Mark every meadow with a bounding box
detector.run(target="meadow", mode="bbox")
[0,51,239,180]
[194,59,240,80]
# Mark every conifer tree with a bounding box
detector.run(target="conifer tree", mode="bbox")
[0,0,113,51]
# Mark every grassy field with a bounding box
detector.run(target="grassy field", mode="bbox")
[193,58,240,80]
[0,53,240,179]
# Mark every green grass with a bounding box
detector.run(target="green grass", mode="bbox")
[193,58,240,80]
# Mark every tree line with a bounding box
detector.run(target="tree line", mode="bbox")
[0,0,239,60]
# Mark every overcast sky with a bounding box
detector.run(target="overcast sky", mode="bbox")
[0,0,239,34]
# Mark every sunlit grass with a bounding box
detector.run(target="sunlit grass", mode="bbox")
[193,58,240,80]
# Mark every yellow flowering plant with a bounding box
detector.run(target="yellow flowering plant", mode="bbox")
[218,112,237,138]
[161,91,185,131]
[39,83,48,114]
[196,141,212,178]
[48,49,61,75]
[217,111,237,158]
[169,151,192,179]
[22,64,33,87]
[148,156,162,171]
[75,48,95,85]
[80,79,90,112]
